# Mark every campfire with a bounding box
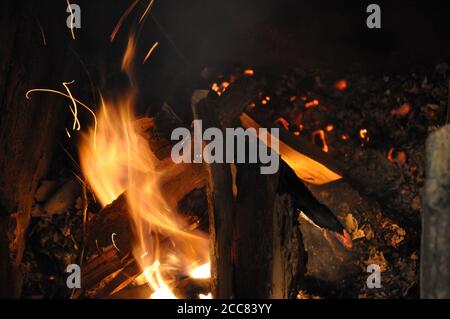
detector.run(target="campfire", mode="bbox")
[1,0,449,300]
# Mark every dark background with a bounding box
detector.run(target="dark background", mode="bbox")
[18,0,450,115]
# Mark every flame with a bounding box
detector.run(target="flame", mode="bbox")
[79,34,209,298]
[189,262,211,279]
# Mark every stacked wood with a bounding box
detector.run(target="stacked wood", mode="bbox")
[75,118,208,298]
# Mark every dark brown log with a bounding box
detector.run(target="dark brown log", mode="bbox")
[234,164,306,298]
[0,1,76,298]
[192,97,235,299]
[193,78,306,298]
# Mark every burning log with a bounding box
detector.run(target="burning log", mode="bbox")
[77,116,208,298]
[109,277,210,299]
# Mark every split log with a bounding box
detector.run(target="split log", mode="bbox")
[192,95,236,299]
[234,163,305,298]
[192,80,260,298]
[192,78,306,298]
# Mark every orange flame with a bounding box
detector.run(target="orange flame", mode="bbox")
[79,34,209,298]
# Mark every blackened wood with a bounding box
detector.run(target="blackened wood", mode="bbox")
[234,163,278,298]
[421,125,450,298]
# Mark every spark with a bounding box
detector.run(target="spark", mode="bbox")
[35,18,47,46]
[110,0,141,42]
[143,41,159,64]
[62,81,81,131]
[139,0,155,24]
[66,0,76,40]
[111,233,121,252]
[26,83,98,149]
[325,124,334,132]
[65,128,72,138]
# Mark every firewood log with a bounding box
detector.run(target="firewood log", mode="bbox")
[193,78,306,298]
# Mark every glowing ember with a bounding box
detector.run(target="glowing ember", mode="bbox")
[275,117,290,131]
[305,99,319,108]
[325,124,334,132]
[391,103,411,117]
[387,148,407,165]
[359,128,369,142]
[211,81,230,96]
[312,129,329,152]
[243,69,254,76]
[334,79,348,91]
